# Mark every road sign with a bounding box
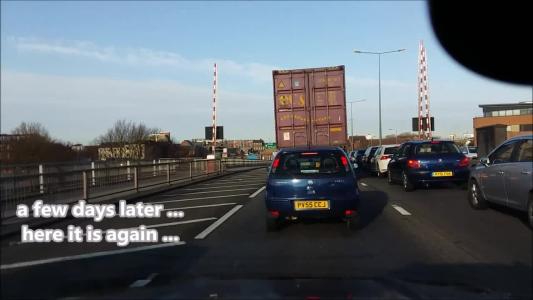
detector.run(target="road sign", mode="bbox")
[265,143,277,149]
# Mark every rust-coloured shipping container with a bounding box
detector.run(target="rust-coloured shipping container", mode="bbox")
[273,65,348,148]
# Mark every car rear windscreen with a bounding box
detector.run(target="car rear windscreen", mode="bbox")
[272,151,348,178]
[415,142,460,155]
[468,147,478,153]
[384,147,399,155]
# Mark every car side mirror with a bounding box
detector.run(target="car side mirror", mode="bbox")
[479,157,490,166]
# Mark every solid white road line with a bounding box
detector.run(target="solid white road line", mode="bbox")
[391,205,412,216]
[0,242,185,270]
[195,205,243,239]
[183,183,261,191]
[161,203,236,211]
[129,273,158,288]
[150,194,249,205]
[249,186,266,198]
[360,182,368,187]
[164,187,258,196]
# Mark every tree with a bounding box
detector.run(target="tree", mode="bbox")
[95,120,160,145]
[11,122,51,142]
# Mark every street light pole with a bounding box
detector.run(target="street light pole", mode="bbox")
[348,99,366,151]
[353,48,405,146]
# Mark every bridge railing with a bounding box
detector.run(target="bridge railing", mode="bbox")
[0,159,271,219]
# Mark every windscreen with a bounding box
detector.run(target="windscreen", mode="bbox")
[272,151,348,177]
[384,147,399,155]
[468,147,478,153]
[415,142,460,155]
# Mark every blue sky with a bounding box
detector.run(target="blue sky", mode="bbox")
[1,1,531,144]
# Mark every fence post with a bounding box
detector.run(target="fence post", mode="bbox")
[189,161,193,180]
[153,160,156,177]
[82,171,88,200]
[134,167,139,191]
[91,161,96,186]
[166,163,170,184]
[39,164,44,194]
[127,160,131,181]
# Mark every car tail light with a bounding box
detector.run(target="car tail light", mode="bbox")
[301,152,319,156]
[345,209,356,216]
[407,159,421,169]
[269,210,280,218]
[380,155,390,160]
[341,156,348,166]
[272,158,280,168]
[458,156,470,167]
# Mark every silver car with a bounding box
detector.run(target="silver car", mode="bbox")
[468,135,532,227]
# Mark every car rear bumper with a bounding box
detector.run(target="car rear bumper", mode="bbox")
[407,168,469,183]
[265,197,359,218]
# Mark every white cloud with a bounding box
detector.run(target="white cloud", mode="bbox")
[8,36,278,83]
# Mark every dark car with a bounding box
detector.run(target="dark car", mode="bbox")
[387,140,470,191]
[355,149,366,166]
[265,147,360,231]
[362,146,379,170]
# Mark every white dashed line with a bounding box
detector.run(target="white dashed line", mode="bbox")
[164,187,258,196]
[150,194,249,205]
[360,182,368,187]
[249,186,266,198]
[129,273,158,288]
[1,242,185,270]
[195,205,243,240]
[392,205,412,216]
[161,203,236,211]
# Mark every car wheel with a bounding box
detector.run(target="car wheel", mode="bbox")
[468,179,487,209]
[388,170,394,185]
[266,216,280,232]
[527,193,533,229]
[402,171,415,192]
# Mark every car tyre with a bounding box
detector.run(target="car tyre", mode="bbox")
[402,171,415,192]
[266,217,280,232]
[468,179,487,209]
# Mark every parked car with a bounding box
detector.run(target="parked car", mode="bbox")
[371,144,400,176]
[354,149,366,166]
[387,140,470,191]
[460,146,478,159]
[265,147,360,231]
[362,146,379,170]
[467,135,532,227]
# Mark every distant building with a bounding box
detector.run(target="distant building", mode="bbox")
[148,132,171,143]
[0,134,26,162]
[474,101,533,156]
[224,139,264,152]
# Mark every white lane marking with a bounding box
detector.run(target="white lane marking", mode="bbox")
[0,242,185,270]
[360,182,368,187]
[195,205,243,239]
[249,186,266,198]
[119,218,216,231]
[163,187,258,196]
[161,203,236,211]
[150,194,249,205]
[183,183,262,191]
[129,273,158,288]
[391,205,412,216]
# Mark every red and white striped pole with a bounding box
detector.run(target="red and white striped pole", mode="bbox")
[212,63,217,155]
[417,40,431,139]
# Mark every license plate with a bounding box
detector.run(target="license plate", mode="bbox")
[432,171,453,177]
[294,200,329,211]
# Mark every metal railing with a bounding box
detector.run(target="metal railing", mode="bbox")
[0,158,270,219]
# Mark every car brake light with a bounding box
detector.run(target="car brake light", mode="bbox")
[345,209,355,216]
[272,158,280,168]
[341,156,348,166]
[407,159,421,169]
[269,210,280,218]
[380,155,390,160]
[301,152,319,156]
[430,141,440,144]
[458,156,470,167]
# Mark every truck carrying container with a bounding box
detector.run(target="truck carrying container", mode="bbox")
[272,65,348,148]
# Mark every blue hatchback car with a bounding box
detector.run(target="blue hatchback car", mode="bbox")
[387,140,470,191]
[265,147,360,231]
